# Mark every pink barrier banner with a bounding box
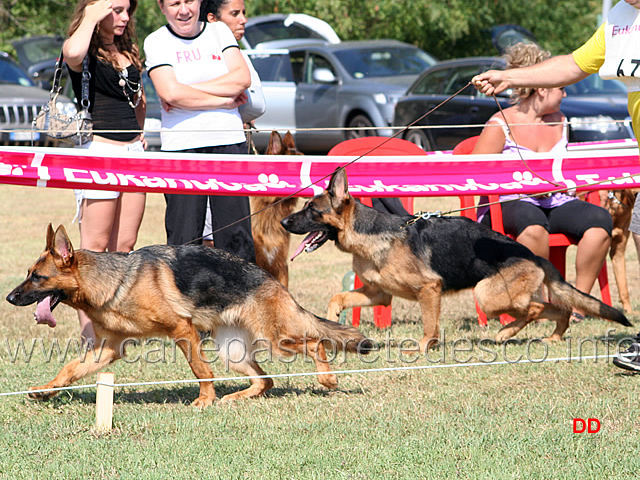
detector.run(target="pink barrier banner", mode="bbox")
[0,141,639,197]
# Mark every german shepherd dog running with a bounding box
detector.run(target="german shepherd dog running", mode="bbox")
[6,225,372,406]
[250,131,302,287]
[281,168,631,352]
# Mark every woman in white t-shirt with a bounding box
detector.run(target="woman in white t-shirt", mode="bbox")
[144,0,256,261]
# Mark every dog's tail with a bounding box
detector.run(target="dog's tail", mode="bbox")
[540,259,632,327]
[306,313,375,355]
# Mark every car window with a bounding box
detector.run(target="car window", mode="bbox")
[491,25,537,54]
[333,47,436,79]
[443,65,489,95]
[289,51,306,84]
[306,54,335,83]
[249,53,294,82]
[0,56,35,87]
[564,75,628,96]
[412,68,451,95]
[14,37,62,68]
[244,21,328,49]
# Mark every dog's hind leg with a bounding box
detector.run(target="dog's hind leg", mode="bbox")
[293,339,339,390]
[269,335,339,389]
[537,304,571,342]
[494,302,544,343]
[494,301,570,343]
[476,262,546,343]
[217,327,274,403]
[171,321,217,407]
[28,333,124,401]
[312,341,338,389]
[218,359,274,404]
[326,285,392,322]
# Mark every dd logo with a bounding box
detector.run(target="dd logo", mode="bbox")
[573,418,601,433]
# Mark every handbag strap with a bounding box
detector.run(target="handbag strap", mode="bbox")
[53,47,91,111]
[49,48,65,96]
[79,55,91,111]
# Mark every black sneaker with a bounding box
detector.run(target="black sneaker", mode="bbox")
[613,342,640,372]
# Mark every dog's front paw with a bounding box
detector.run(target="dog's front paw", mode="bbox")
[494,329,514,344]
[318,373,338,390]
[417,337,440,354]
[27,385,58,401]
[191,394,215,408]
[543,334,563,343]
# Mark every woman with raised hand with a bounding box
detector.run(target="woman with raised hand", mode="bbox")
[64,0,147,343]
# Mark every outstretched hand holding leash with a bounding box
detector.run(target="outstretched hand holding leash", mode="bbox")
[471,54,589,96]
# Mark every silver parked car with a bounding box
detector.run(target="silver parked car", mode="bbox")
[0,51,76,146]
[247,39,437,153]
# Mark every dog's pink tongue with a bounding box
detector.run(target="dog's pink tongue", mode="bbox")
[290,232,317,261]
[35,296,57,328]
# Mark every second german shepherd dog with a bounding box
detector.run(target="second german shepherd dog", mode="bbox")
[281,168,631,352]
[250,131,302,287]
[6,225,372,406]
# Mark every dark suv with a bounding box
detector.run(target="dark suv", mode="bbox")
[0,51,76,146]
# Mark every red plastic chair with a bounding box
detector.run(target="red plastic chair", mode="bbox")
[328,136,426,328]
[454,136,611,326]
[328,136,426,213]
[451,135,479,155]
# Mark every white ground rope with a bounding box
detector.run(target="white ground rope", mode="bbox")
[0,352,632,398]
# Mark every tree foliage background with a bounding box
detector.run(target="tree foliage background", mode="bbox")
[1,0,605,60]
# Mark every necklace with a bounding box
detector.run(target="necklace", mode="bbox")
[118,67,141,109]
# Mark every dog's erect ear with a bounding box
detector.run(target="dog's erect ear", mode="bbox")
[52,225,75,266]
[45,223,56,251]
[327,167,349,207]
[283,131,296,150]
[266,131,283,155]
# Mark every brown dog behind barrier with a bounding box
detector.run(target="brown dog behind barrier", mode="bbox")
[599,188,640,313]
[250,131,302,287]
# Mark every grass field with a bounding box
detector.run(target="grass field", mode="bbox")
[0,184,639,479]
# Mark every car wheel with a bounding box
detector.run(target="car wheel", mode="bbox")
[404,129,433,152]
[346,114,376,140]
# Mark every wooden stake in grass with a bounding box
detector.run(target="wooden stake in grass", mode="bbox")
[95,372,115,432]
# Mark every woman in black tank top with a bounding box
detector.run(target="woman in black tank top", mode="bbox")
[63,0,147,345]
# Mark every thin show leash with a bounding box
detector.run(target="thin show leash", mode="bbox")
[186,81,477,245]
[193,83,638,242]
[408,92,568,223]
[492,95,563,189]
